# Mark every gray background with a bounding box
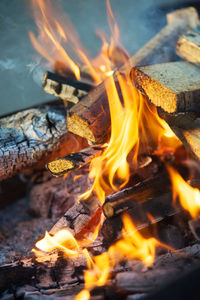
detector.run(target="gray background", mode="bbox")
[0,0,194,116]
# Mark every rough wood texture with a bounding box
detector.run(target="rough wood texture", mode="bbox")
[67,7,199,142]
[47,145,103,177]
[102,172,171,218]
[0,100,88,181]
[162,112,200,160]
[177,25,200,64]
[101,190,180,243]
[116,245,200,296]
[2,245,200,299]
[43,71,94,104]
[131,61,200,114]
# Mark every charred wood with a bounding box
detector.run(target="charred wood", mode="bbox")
[47,145,103,177]
[101,190,181,244]
[102,172,171,218]
[29,168,90,220]
[67,7,199,143]
[43,71,94,104]
[0,100,88,181]
[116,245,200,297]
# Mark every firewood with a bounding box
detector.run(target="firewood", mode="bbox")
[67,7,199,143]
[161,112,200,161]
[102,172,171,218]
[131,61,200,114]
[0,100,88,181]
[124,7,199,68]
[50,195,101,239]
[177,26,200,64]
[47,145,103,177]
[43,71,94,104]
[116,245,200,297]
[101,190,180,244]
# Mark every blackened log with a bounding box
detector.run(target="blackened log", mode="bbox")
[67,7,199,143]
[116,245,200,297]
[43,71,94,104]
[47,145,103,177]
[0,100,88,181]
[102,172,171,218]
[101,191,181,243]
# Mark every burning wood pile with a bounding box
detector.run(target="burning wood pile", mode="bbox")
[2,1,200,299]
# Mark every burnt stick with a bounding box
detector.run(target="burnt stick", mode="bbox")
[46,145,103,177]
[43,71,94,104]
[102,172,171,218]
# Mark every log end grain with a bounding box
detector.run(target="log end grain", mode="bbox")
[131,61,200,113]
[67,112,96,143]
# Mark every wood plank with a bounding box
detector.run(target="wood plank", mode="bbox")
[177,26,200,64]
[161,112,200,160]
[131,61,200,113]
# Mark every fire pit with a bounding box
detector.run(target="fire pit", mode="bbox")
[1,1,200,300]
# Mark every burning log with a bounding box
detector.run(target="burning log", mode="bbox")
[176,26,200,64]
[67,7,199,143]
[47,145,103,177]
[102,173,171,218]
[43,71,94,104]
[50,195,101,239]
[0,100,88,181]
[131,61,200,114]
[101,188,178,243]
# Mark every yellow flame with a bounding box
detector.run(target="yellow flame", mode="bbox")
[29,0,127,83]
[81,70,179,204]
[76,214,169,300]
[168,166,200,219]
[35,229,79,256]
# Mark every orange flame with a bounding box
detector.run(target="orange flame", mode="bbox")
[76,214,169,299]
[167,166,200,219]
[29,0,127,83]
[81,70,179,204]
[35,229,80,256]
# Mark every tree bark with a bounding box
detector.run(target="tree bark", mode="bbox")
[0,100,88,181]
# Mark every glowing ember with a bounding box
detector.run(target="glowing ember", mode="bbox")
[76,214,170,299]
[168,166,200,219]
